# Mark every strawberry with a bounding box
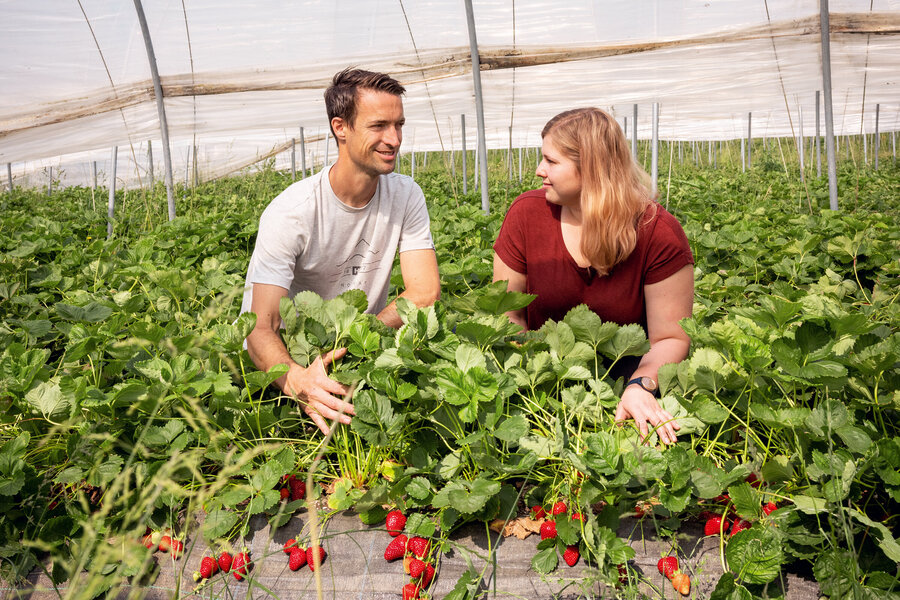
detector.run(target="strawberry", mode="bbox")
[540,520,557,540]
[671,571,691,595]
[634,502,652,518]
[385,509,407,537]
[288,547,306,571]
[283,538,297,554]
[158,535,171,553]
[530,505,547,520]
[746,473,761,488]
[289,478,306,501]
[731,518,752,536]
[218,551,233,573]
[713,493,730,504]
[402,582,421,600]
[403,555,413,574]
[408,557,426,579]
[408,536,430,558]
[563,544,579,567]
[169,538,184,559]
[191,571,202,583]
[306,545,326,571]
[762,501,777,516]
[279,487,290,501]
[616,563,628,587]
[231,551,250,580]
[141,534,156,550]
[571,512,584,522]
[552,501,567,516]
[422,563,436,587]
[657,556,679,579]
[384,534,408,561]
[704,515,728,536]
[199,556,218,579]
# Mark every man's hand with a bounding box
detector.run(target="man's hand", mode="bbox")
[283,348,354,435]
[614,385,680,445]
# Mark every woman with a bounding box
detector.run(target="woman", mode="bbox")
[493,108,694,445]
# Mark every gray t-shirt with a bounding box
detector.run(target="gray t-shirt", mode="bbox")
[240,164,434,317]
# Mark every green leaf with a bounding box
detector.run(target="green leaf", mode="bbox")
[725,526,784,584]
[55,302,113,323]
[728,482,761,521]
[847,508,900,562]
[406,477,432,500]
[358,507,388,525]
[531,545,558,575]
[493,414,529,444]
[564,304,619,348]
[248,489,281,514]
[598,323,649,359]
[455,343,485,372]
[792,495,828,514]
[404,512,436,538]
[446,478,501,514]
[201,508,239,541]
[710,573,754,600]
[474,281,535,315]
[442,569,482,600]
[836,425,872,454]
[134,357,174,384]
[24,379,69,419]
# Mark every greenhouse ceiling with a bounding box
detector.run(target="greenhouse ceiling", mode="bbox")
[1,0,898,188]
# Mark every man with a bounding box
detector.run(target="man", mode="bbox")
[241,68,440,435]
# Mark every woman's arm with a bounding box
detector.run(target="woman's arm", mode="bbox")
[492,253,529,330]
[614,264,694,444]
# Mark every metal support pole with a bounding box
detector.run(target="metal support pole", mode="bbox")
[108,146,117,238]
[651,103,659,194]
[747,112,752,169]
[678,141,682,164]
[6,163,11,193]
[816,91,822,177]
[799,105,806,179]
[893,130,896,163]
[518,146,523,182]
[300,127,307,178]
[133,0,176,220]
[632,104,638,161]
[461,115,468,195]
[863,130,868,164]
[184,148,190,194]
[874,104,880,170]
[464,0,490,213]
[148,140,154,185]
[741,139,746,172]
[507,126,513,181]
[291,138,296,181]
[820,0,838,209]
[92,161,98,190]
[474,144,479,192]
[47,167,52,196]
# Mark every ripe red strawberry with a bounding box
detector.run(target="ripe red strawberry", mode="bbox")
[704,515,728,536]
[672,571,691,595]
[563,544,579,567]
[158,535,171,553]
[141,534,156,550]
[306,545,326,571]
[657,556,679,579]
[289,478,306,501]
[616,563,628,587]
[169,538,184,559]
[762,501,777,516]
[199,556,218,579]
[231,551,250,580]
[218,551,233,572]
[402,582,421,600]
[288,547,307,571]
[731,518,752,535]
[571,512,584,522]
[279,487,290,500]
[634,502,652,517]
[217,551,233,573]
[552,501,567,516]
[283,538,297,554]
[530,505,547,520]
[384,534,408,561]
[408,536,430,558]
[713,493,730,504]
[408,557,426,579]
[422,563,436,586]
[540,520,557,540]
[746,473,761,488]
[385,509,407,537]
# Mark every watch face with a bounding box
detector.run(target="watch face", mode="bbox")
[639,377,657,392]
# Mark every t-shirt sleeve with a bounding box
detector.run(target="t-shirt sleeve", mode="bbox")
[246,200,301,290]
[492,198,528,273]
[644,208,694,285]
[398,183,435,253]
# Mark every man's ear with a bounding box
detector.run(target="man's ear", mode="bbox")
[331,117,347,144]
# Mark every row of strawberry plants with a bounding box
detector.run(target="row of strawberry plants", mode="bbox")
[0,163,898,598]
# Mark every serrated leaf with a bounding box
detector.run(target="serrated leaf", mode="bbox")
[201,508,239,541]
[24,379,69,419]
[493,414,529,443]
[531,545,558,575]
[406,477,432,500]
[725,526,784,584]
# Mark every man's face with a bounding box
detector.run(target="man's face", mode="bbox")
[335,89,404,177]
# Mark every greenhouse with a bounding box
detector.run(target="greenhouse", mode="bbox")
[1,1,898,599]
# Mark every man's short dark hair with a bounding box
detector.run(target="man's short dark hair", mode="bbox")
[325,68,406,138]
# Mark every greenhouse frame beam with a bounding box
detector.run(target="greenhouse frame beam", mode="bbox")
[133,0,176,221]
[464,0,490,214]
[820,0,839,210]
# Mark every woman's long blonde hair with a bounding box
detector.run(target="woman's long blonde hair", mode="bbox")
[542,107,656,276]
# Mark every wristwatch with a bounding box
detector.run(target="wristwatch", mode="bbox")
[626,376,659,397]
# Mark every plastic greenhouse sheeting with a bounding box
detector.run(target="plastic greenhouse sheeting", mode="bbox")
[1,0,899,189]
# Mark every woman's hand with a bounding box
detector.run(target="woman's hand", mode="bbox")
[615,385,680,445]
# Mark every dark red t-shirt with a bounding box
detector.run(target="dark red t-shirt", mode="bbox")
[493,189,693,331]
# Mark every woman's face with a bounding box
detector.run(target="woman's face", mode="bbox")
[536,135,582,207]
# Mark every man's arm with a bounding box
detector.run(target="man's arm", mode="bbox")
[245,283,354,435]
[377,248,441,328]
[614,264,694,444]
[492,252,528,330]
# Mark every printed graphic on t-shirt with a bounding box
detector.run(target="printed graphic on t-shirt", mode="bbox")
[331,238,381,289]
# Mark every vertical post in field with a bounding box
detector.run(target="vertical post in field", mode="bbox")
[291,138,296,181]
[747,112,752,169]
[461,114,468,195]
[108,146,118,239]
[651,103,659,194]
[632,104,638,161]
[816,91,822,177]
[874,104,880,170]
[6,163,11,193]
[464,0,490,213]
[820,0,839,209]
[300,127,307,178]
